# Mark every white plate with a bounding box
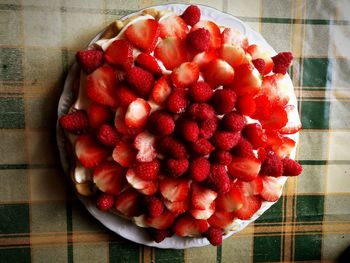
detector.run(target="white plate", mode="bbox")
[56,4,299,249]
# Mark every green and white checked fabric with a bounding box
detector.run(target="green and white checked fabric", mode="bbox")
[1,0,349,262]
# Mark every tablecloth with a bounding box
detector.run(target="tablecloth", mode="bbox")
[1,0,349,262]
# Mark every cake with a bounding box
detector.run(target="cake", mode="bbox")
[58,4,302,246]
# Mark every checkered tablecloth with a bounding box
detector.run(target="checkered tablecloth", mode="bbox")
[1,0,350,262]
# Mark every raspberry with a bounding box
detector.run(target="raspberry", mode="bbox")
[135,160,160,180]
[210,150,232,165]
[144,196,164,217]
[192,138,215,155]
[231,138,255,158]
[257,147,267,162]
[199,118,218,139]
[166,159,189,177]
[181,5,201,26]
[177,119,199,142]
[208,164,230,193]
[189,81,213,102]
[158,136,187,159]
[126,66,155,98]
[59,110,88,134]
[96,193,114,211]
[211,89,237,115]
[271,52,293,74]
[187,28,210,51]
[189,157,210,182]
[97,124,120,147]
[148,111,175,135]
[221,112,245,132]
[76,50,103,74]
[149,228,173,243]
[252,58,266,74]
[205,227,222,246]
[167,89,189,113]
[212,131,241,151]
[188,103,215,121]
[260,151,283,177]
[282,158,303,176]
[242,123,267,149]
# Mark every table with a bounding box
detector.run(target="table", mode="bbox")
[1,0,349,262]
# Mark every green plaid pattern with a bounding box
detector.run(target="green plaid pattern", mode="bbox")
[1,0,350,262]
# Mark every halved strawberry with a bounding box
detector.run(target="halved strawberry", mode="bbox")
[247,44,274,75]
[93,161,126,195]
[138,180,158,196]
[159,177,190,202]
[145,210,177,230]
[75,134,109,168]
[191,183,217,210]
[216,184,244,212]
[192,49,218,70]
[104,39,133,69]
[116,83,138,107]
[203,59,234,88]
[233,195,262,220]
[235,94,256,117]
[260,105,288,130]
[242,123,268,149]
[261,74,290,107]
[125,98,151,128]
[133,131,157,163]
[112,141,136,167]
[126,168,156,190]
[219,44,245,68]
[191,20,221,49]
[170,62,199,89]
[280,105,302,134]
[266,130,296,158]
[86,66,119,107]
[164,199,189,215]
[135,53,162,76]
[235,177,263,196]
[252,95,272,120]
[260,176,283,202]
[221,28,249,50]
[154,37,188,70]
[227,156,261,182]
[114,107,141,136]
[208,210,236,229]
[173,214,209,237]
[190,202,215,220]
[87,102,113,130]
[159,15,189,40]
[115,188,142,217]
[150,75,173,105]
[125,18,160,52]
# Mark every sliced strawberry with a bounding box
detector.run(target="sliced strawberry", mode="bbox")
[154,37,188,70]
[159,177,190,202]
[247,44,274,75]
[159,15,189,40]
[190,202,215,220]
[192,49,218,70]
[242,123,268,149]
[266,130,296,158]
[116,83,138,107]
[219,44,245,68]
[252,95,272,120]
[208,210,236,229]
[203,59,234,88]
[280,105,302,134]
[87,102,113,130]
[104,39,133,69]
[216,184,244,212]
[260,105,288,130]
[235,177,263,196]
[233,195,262,220]
[135,53,162,76]
[133,131,157,162]
[173,214,209,237]
[125,98,151,128]
[125,18,160,52]
[75,134,109,168]
[112,141,136,167]
[260,176,283,202]
[93,161,126,195]
[150,75,173,105]
[191,183,217,210]
[261,74,290,107]
[221,28,249,50]
[126,168,156,190]
[86,66,119,107]
[235,94,256,117]
[138,180,158,196]
[170,62,199,89]
[191,20,221,49]
[115,188,142,217]
[114,107,141,136]
[145,210,177,230]
[227,156,261,182]
[164,199,189,215]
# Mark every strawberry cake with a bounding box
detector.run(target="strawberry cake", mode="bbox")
[57,4,302,247]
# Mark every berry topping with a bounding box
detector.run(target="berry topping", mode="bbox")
[210,150,232,165]
[221,111,245,132]
[252,58,266,74]
[144,196,164,217]
[150,75,173,105]
[126,66,155,98]
[116,83,138,106]
[171,62,200,89]
[181,5,201,26]
[282,157,303,176]
[187,28,211,52]
[236,95,256,117]
[192,138,215,155]
[59,110,88,134]
[271,52,293,74]
[177,119,199,142]
[76,50,103,74]
[189,81,213,102]
[231,138,255,158]
[97,124,120,147]
[96,193,115,211]
[208,164,231,194]
[205,227,222,246]
[154,37,188,70]
[189,157,210,182]
[158,136,187,159]
[219,44,245,68]
[93,161,126,195]
[212,131,241,151]
[134,131,157,163]
[135,53,162,76]
[188,103,215,121]
[87,103,113,130]
[112,141,137,167]
[149,228,173,243]
[125,98,151,129]
[167,89,189,113]
[191,20,221,49]
[173,214,208,237]
[203,59,234,88]
[199,118,218,139]
[135,160,160,181]
[166,159,189,177]
[148,111,175,135]
[211,89,237,115]
[159,15,189,40]
[160,177,190,202]
[227,156,261,182]
[260,151,283,177]
[104,39,133,69]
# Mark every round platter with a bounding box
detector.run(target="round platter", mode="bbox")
[56,3,299,249]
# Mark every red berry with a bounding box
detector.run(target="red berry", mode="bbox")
[236,94,256,117]
[87,103,113,130]
[144,196,164,217]
[210,150,232,165]
[208,164,230,193]
[59,110,88,134]
[126,66,155,98]
[257,147,267,162]
[189,157,210,182]
[166,159,189,177]
[252,58,266,74]
[242,123,267,149]
[189,81,213,102]
[188,103,215,121]
[192,138,215,155]
[135,53,162,76]
[76,50,103,74]
[282,158,302,176]
[149,228,173,243]
[96,193,115,211]
[231,138,255,158]
[116,83,138,106]
[104,39,133,69]
[199,118,218,139]
[260,151,283,177]
[212,131,241,151]
[167,89,189,113]
[211,89,237,115]
[148,111,175,135]
[205,227,222,246]
[221,112,245,132]
[271,52,293,74]
[97,124,120,147]
[177,119,199,142]
[187,28,210,52]
[135,160,160,181]
[252,95,272,120]
[158,136,187,159]
[181,5,201,26]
